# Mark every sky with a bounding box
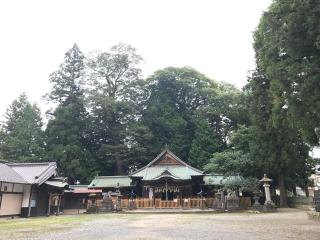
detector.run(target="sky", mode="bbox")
[0,0,273,118]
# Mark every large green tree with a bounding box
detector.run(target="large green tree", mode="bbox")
[142,67,216,161]
[46,43,92,183]
[0,93,45,162]
[142,67,247,166]
[205,68,311,207]
[87,43,150,175]
[254,0,320,145]
[246,70,310,207]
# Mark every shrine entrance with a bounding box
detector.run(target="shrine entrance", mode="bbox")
[144,178,185,202]
[161,191,173,201]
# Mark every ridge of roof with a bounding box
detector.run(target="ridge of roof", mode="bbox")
[7,162,56,166]
[95,175,130,179]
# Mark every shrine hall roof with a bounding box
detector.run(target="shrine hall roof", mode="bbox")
[131,149,203,181]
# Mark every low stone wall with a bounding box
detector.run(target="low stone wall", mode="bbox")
[288,196,314,210]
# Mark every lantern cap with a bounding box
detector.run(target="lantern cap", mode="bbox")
[259,174,272,182]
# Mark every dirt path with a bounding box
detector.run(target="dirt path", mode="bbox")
[2,209,320,240]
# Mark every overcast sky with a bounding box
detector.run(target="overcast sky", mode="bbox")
[0,0,272,118]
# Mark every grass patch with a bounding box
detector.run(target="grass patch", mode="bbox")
[0,213,123,240]
[0,215,95,231]
[0,213,143,236]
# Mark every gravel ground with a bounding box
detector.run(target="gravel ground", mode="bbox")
[2,209,320,240]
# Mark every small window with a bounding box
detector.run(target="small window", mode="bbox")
[3,186,7,192]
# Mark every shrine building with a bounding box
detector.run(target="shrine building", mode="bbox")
[89,149,222,201]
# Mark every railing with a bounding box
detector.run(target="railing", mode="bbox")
[88,197,251,209]
[121,198,215,209]
[155,199,181,208]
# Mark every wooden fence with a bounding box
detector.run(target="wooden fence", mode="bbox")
[89,197,251,210]
[121,198,219,209]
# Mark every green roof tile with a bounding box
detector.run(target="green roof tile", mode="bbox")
[132,165,203,180]
[88,176,132,188]
[130,149,203,181]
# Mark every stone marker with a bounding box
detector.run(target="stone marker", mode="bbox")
[213,189,225,210]
[226,191,240,211]
[100,192,114,212]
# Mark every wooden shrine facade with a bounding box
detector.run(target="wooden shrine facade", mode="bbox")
[89,149,215,208]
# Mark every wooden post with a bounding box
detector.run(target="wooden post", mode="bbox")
[57,195,61,216]
[27,185,33,218]
[165,180,168,201]
[47,193,51,216]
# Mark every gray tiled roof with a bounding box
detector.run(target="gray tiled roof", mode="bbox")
[0,163,27,184]
[0,162,57,185]
[7,162,57,185]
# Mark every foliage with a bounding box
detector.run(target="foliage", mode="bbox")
[247,1,320,205]
[0,93,45,162]
[222,176,259,193]
[142,67,243,166]
[45,44,93,183]
[204,150,255,177]
[142,67,216,160]
[246,68,310,207]
[47,43,85,104]
[86,43,150,174]
[87,43,143,98]
[254,0,320,145]
[188,119,223,169]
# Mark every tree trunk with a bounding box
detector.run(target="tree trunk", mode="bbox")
[278,172,288,207]
[116,155,124,175]
[292,186,297,196]
[305,187,309,197]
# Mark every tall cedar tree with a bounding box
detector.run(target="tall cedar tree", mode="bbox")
[0,93,45,162]
[246,70,310,207]
[254,0,320,145]
[46,43,92,183]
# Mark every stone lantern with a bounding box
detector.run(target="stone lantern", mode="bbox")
[112,183,123,211]
[259,174,276,211]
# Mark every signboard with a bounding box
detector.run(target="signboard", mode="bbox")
[314,190,320,212]
[31,199,37,208]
